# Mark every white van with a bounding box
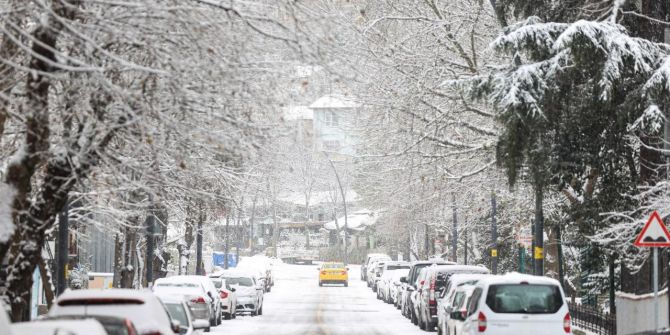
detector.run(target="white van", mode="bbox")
[461,273,571,335]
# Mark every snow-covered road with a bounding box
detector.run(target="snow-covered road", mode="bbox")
[211,263,426,335]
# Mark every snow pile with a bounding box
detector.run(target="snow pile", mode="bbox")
[323,210,378,231]
[0,184,16,243]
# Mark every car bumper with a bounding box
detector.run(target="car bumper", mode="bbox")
[320,275,348,282]
[189,304,210,320]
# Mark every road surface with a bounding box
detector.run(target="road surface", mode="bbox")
[212,263,425,335]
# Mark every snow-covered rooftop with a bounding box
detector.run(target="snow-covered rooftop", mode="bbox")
[309,94,360,109]
[277,190,359,206]
[323,210,378,231]
[282,106,313,121]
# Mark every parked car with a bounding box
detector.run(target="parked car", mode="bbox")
[461,273,571,335]
[437,273,490,335]
[237,255,273,292]
[209,276,237,319]
[376,262,410,302]
[49,289,177,335]
[442,284,477,335]
[361,253,391,281]
[318,262,349,287]
[153,276,221,329]
[42,315,139,335]
[417,265,490,331]
[1,301,12,335]
[12,319,107,335]
[399,260,453,323]
[158,295,210,335]
[216,270,264,316]
[390,269,411,307]
[366,260,385,288]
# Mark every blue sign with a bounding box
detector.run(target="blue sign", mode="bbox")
[212,252,237,268]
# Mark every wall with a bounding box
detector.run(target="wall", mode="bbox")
[616,288,669,334]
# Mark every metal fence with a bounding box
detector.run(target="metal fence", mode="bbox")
[568,302,616,335]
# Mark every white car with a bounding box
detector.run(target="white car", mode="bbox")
[216,270,264,316]
[1,301,12,335]
[437,273,489,335]
[153,275,222,329]
[209,276,238,319]
[390,268,410,307]
[159,295,210,335]
[49,289,176,335]
[461,273,571,335]
[444,284,476,335]
[377,264,410,303]
[12,319,107,335]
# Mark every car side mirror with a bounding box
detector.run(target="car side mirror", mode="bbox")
[400,277,407,283]
[230,287,236,292]
[170,320,181,333]
[346,267,350,271]
[450,311,463,321]
[207,291,214,299]
[193,319,210,330]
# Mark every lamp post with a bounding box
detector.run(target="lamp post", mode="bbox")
[323,152,348,266]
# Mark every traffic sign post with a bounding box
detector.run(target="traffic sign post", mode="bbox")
[633,211,670,332]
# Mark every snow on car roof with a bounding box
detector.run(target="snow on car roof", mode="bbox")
[12,319,107,335]
[478,272,561,286]
[431,264,490,273]
[55,288,152,302]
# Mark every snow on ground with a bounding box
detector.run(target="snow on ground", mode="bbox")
[211,263,425,335]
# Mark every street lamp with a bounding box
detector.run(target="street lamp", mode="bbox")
[322,151,348,266]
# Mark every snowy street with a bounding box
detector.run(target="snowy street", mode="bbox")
[212,263,424,335]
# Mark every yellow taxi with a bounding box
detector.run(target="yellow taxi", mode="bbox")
[318,262,349,287]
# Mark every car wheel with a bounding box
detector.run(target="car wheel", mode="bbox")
[224,312,231,320]
[205,326,211,332]
[232,312,237,319]
[251,310,258,316]
[319,281,323,287]
[267,286,272,293]
[344,281,348,287]
[411,310,418,325]
[258,306,263,315]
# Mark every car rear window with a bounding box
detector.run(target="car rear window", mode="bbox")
[485,284,563,314]
[57,298,144,306]
[224,277,253,286]
[156,282,199,288]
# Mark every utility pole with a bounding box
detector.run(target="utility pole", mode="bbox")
[224,213,230,270]
[451,194,458,263]
[324,152,348,266]
[491,192,498,274]
[56,199,69,295]
[534,185,544,276]
[195,205,204,276]
[145,212,155,286]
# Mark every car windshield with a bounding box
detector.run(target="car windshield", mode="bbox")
[210,279,223,289]
[224,277,253,286]
[164,303,189,328]
[386,265,409,271]
[323,263,345,269]
[486,284,563,314]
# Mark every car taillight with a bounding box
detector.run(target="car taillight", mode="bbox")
[341,271,347,275]
[321,271,327,275]
[220,291,228,299]
[563,313,571,333]
[429,278,436,305]
[478,312,487,332]
[190,296,206,304]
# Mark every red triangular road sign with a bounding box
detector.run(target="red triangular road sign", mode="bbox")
[634,211,670,247]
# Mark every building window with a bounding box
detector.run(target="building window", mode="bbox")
[323,111,339,127]
[323,140,341,151]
